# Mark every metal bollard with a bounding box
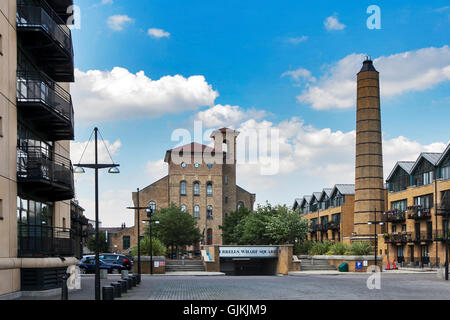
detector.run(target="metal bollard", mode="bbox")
[121,270,129,279]
[102,286,114,300]
[119,280,127,293]
[136,274,141,284]
[61,273,69,300]
[111,282,122,298]
[131,275,137,287]
[126,277,133,290]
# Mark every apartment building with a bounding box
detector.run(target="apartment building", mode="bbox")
[382,143,450,267]
[294,184,356,243]
[0,0,76,296]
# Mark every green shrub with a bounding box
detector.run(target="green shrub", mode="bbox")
[330,242,350,255]
[294,240,314,255]
[308,241,332,255]
[131,237,166,257]
[349,241,373,255]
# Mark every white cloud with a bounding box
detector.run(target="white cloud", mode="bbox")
[194,104,267,128]
[71,139,122,165]
[281,68,316,83]
[107,15,134,31]
[72,67,218,122]
[324,15,346,31]
[146,159,168,181]
[296,46,450,110]
[147,28,170,38]
[287,35,308,44]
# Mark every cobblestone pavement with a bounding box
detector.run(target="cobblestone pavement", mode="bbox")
[15,273,450,300]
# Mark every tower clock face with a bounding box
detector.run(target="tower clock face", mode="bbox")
[181,162,186,168]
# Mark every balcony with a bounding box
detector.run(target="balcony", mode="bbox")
[383,210,406,223]
[436,204,450,217]
[317,224,328,232]
[17,2,74,82]
[408,232,433,243]
[45,0,74,21]
[18,224,74,257]
[17,71,74,141]
[325,221,340,230]
[309,224,319,233]
[433,230,450,242]
[17,147,74,202]
[407,206,432,220]
[384,232,410,244]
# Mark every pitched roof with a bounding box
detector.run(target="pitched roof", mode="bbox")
[410,152,442,174]
[386,161,415,182]
[332,184,355,195]
[437,142,450,166]
[301,195,312,207]
[167,142,215,153]
[312,192,322,201]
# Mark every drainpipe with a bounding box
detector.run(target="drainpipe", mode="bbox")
[435,167,438,266]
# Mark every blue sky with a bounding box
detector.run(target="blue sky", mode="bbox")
[70,0,450,226]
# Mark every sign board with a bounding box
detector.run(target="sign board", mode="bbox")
[355,261,363,270]
[219,246,278,258]
[154,261,160,268]
[363,260,368,267]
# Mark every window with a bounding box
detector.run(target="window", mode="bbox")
[180,181,186,195]
[206,183,213,196]
[181,205,187,212]
[0,34,3,56]
[207,205,213,219]
[423,171,434,185]
[225,196,228,204]
[194,205,200,218]
[237,201,244,211]
[0,199,3,220]
[442,166,450,180]
[224,176,228,185]
[123,236,130,250]
[194,163,200,168]
[207,164,213,169]
[391,225,397,233]
[149,201,156,213]
[402,224,407,232]
[414,194,433,209]
[193,182,200,196]
[0,116,3,137]
[62,218,66,229]
[181,162,186,168]
[207,228,213,245]
[391,199,407,212]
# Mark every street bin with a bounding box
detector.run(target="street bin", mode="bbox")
[338,262,348,272]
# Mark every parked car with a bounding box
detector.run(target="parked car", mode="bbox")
[77,255,125,274]
[99,253,134,270]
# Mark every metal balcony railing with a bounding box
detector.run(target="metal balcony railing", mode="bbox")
[383,210,406,222]
[384,232,410,243]
[325,221,340,230]
[17,146,74,200]
[433,230,450,242]
[18,223,74,257]
[407,206,432,220]
[408,231,434,243]
[17,2,73,57]
[17,71,74,129]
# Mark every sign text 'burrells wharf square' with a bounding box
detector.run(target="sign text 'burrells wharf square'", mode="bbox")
[219,247,279,258]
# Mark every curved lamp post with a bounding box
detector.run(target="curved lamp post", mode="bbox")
[73,127,120,300]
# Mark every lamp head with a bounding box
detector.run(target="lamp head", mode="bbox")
[73,166,85,174]
[108,167,120,174]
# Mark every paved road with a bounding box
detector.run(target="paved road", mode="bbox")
[16,273,450,300]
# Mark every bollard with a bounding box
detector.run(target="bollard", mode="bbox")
[131,275,137,287]
[111,282,122,298]
[119,280,127,293]
[100,269,108,279]
[61,273,69,300]
[136,274,141,284]
[102,286,115,300]
[121,270,129,279]
[126,278,133,290]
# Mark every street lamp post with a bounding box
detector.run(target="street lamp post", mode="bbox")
[143,208,159,275]
[73,127,120,300]
[126,188,147,282]
[437,204,449,281]
[368,208,384,270]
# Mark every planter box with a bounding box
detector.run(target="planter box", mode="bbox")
[132,256,165,274]
[311,255,383,272]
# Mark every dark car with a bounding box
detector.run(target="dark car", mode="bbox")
[77,256,125,274]
[99,253,134,270]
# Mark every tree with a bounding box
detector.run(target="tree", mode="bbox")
[152,203,202,257]
[265,205,309,244]
[131,237,166,257]
[86,231,109,253]
[220,206,251,244]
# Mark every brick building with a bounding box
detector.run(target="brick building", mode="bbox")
[108,128,256,255]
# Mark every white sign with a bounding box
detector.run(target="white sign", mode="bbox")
[363,260,368,267]
[219,246,278,258]
[154,261,160,268]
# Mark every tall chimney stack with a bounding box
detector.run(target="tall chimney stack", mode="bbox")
[354,57,385,236]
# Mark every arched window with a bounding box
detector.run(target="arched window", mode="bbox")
[181,205,187,212]
[207,205,213,219]
[237,201,244,211]
[149,201,156,213]
[222,140,228,153]
[194,205,200,218]
[180,181,186,195]
[193,181,200,196]
[207,228,213,245]
[206,182,213,196]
